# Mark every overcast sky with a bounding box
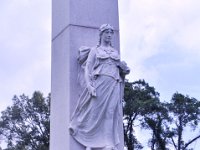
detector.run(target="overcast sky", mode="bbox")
[0,0,51,111]
[0,0,200,149]
[119,0,200,103]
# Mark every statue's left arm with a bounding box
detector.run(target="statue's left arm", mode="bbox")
[118,60,130,79]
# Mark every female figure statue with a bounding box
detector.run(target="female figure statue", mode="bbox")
[69,24,130,150]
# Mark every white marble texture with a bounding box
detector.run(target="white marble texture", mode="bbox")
[51,0,122,150]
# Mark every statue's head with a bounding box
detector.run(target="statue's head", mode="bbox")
[98,24,114,47]
[99,24,114,34]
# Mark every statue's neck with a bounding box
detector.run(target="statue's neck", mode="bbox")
[100,41,111,47]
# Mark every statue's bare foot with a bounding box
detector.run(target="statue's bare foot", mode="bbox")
[86,147,92,150]
[103,146,114,150]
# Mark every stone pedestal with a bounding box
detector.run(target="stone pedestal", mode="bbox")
[51,0,122,149]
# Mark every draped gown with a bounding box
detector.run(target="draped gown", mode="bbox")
[69,46,124,149]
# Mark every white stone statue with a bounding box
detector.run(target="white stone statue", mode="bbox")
[69,24,130,150]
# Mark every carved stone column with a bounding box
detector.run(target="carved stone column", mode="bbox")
[51,0,122,149]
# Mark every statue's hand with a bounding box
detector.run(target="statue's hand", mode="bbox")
[87,85,96,97]
[118,61,130,75]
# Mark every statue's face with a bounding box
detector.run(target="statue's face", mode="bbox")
[101,29,114,43]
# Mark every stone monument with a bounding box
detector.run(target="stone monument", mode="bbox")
[51,0,127,150]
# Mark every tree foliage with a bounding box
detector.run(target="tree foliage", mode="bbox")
[123,80,200,150]
[168,93,200,150]
[0,91,50,150]
[123,80,161,150]
[141,101,173,150]
[0,81,200,150]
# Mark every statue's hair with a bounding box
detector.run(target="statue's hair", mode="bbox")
[97,24,114,47]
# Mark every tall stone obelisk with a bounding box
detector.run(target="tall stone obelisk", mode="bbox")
[51,0,122,149]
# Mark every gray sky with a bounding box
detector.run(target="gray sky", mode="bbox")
[119,0,200,102]
[0,0,51,111]
[0,0,200,149]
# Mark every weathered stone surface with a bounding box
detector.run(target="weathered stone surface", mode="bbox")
[51,0,122,150]
[52,0,119,39]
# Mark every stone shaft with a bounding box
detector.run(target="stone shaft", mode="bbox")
[51,0,122,149]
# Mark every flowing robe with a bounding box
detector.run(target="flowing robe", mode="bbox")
[69,46,124,149]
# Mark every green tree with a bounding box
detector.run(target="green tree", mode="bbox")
[168,93,200,150]
[123,80,161,150]
[141,101,173,150]
[0,91,50,150]
[123,80,143,150]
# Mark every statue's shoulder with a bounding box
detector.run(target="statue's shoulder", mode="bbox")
[78,46,91,65]
[90,46,98,53]
[78,46,98,64]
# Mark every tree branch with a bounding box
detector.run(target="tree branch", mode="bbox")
[171,137,178,150]
[183,134,200,150]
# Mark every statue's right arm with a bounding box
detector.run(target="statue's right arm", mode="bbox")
[84,48,96,97]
